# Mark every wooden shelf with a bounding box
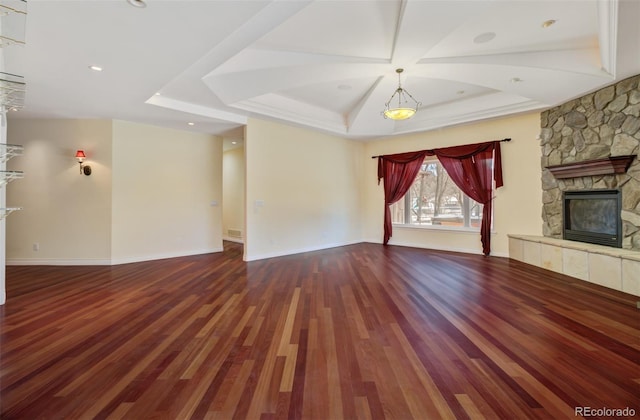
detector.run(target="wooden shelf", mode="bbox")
[546,155,636,179]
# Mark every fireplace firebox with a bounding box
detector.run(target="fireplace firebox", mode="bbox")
[563,190,621,248]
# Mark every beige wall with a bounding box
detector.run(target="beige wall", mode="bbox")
[244,118,364,261]
[111,120,223,263]
[4,119,223,266]
[223,146,245,242]
[362,112,543,256]
[6,119,113,264]
[4,112,542,270]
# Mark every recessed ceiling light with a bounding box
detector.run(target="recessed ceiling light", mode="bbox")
[154,92,161,96]
[187,122,195,126]
[232,141,237,145]
[89,65,103,72]
[542,19,557,28]
[127,0,147,8]
[510,77,523,83]
[473,32,496,44]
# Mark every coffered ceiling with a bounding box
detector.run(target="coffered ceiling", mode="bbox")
[5,0,640,140]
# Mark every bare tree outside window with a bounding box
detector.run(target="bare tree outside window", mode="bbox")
[391,158,486,229]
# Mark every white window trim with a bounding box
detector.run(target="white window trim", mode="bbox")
[392,223,497,235]
[392,157,486,229]
[392,223,480,234]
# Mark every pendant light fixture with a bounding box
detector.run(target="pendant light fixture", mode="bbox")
[127,0,147,8]
[382,68,421,120]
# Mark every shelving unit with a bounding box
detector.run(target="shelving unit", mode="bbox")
[0,73,26,110]
[0,149,23,217]
[0,0,27,48]
[0,143,24,221]
[0,170,23,186]
[0,143,23,163]
[1,1,27,304]
[0,206,21,220]
[0,1,27,225]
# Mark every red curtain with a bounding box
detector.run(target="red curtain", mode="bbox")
[377,140,504,254]
[377,150,429,244]
[432,141,503,256]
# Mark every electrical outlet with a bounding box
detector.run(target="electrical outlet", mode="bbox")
[33,243,39,251]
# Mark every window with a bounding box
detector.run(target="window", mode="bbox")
[391,158,485,229]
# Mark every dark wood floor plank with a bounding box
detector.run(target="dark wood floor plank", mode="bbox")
[2,242,639,419]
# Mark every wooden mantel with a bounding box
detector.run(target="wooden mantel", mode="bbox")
[546,155,636,179]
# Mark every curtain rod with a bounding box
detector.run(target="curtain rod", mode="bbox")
[370,137,511,159]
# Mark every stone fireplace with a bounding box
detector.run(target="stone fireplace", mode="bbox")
[540,74,640,251]
[508,75,640,297]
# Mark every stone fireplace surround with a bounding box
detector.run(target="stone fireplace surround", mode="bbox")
[541,75,640,249]
[509,74,640,297]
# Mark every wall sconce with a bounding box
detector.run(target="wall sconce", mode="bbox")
[75,150,92,176]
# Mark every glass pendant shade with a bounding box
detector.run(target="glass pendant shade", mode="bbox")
[382,69,421,121]
[383,106,416,120]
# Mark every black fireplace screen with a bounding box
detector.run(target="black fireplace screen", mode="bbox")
[563,190,621,248]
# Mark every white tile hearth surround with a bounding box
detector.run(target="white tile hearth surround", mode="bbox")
[521,75,640,298]
[508,234,640,297]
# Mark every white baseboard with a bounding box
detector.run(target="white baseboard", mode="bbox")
[6,258,112,266]
[364,239,508,258]
[223,236,244,244]
[111,248,224,265]
[7,248,225,266]
[7,242,508,266]
[243,240,362,262]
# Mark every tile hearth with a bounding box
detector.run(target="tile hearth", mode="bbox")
[508,234,640,297]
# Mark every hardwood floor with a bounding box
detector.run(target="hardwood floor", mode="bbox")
[1,242,638,419]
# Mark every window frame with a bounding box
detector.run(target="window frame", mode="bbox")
[391,157,489,232]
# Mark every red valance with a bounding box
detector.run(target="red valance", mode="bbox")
[377,140,505,255]
[378,140,503,188]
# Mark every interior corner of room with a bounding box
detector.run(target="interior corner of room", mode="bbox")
[0,0,638,300]
[2,1,640,417]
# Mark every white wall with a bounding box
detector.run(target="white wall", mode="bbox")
[223,146,245,242]
[6,119,113,264]
[1,112,7,304]
[244,118,364,261]
[362,112,543,257]
[111,120,223,264]
[4,118,223,266]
